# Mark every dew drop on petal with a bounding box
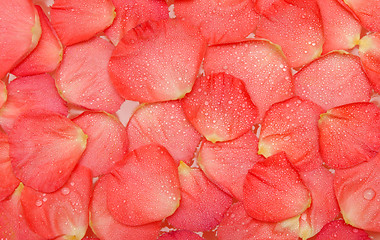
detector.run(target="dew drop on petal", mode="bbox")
[35,200,42,207]
[363,188,375,200]
[283,136,291,141]
[61,187,70,195]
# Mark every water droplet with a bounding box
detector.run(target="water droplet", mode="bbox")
[363,188,375,200]
[61,187,70,195]
[35,200,42,207]
[283,136,291,141]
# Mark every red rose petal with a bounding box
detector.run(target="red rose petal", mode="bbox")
[9,111,87,192]
[0,73,68,133]
[342,0,380,32]
[0,130,20,201]
[105,0,168,46]
[54,37,124,113]
[173,0,259,45]
[256,0,324,68]
[198,130,263,200]
[0,185,45,240]
[334,154,380,232]
[254,0,279,14]
[317,0,361,54]
[217,202,299,240]
[358,33,380,93]
[126,101,201,165]
[12,5,63,76]
[314,220,370,240]
[181,73,258,143]
[109,19,206,103]
[204,39,293,122]
[21,166,92,239]
[258,97,324,171]
[90,176,161,240]
[0,0,41,78]
[298,167,340,239]
[167,162,233,231]
[294,51,371,111]
[73,111,128,177]
[243,152,311,222]
[50,0,115,46]
[318,103,380,169]
[107,144,181,226]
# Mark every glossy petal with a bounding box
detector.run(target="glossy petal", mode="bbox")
[9,111,87,192]
[107,144,181,226]
[90,176,161,240]
[51,0,115,45]
[54,37,124,113]
[167,162,233,231]
[109,19,206,103]
[204,39,293,122]
[294,51,371,111]
[318,103,380,169]
[127,101,201,165]
[182,73,258,143]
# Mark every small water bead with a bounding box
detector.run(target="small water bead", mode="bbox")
[35,200,43,207]
[283,136,291,141]
[61,187,70,195]
[328,169,335,174]
[363,188,376,200]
